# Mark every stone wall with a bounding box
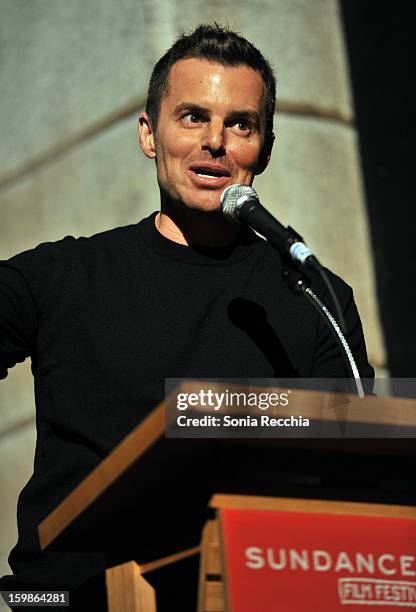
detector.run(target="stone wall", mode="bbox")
[0,0,385,578]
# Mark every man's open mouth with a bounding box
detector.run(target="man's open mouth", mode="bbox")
[190,165,230,179]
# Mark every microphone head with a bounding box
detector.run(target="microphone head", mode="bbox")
[220,184,259,222]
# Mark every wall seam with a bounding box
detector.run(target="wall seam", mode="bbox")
[0,416,35,442]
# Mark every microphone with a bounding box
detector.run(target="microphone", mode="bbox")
[220,183,348,335]
[220,184,313,265]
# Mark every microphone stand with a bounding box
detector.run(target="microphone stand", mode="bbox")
[283,268,364,399]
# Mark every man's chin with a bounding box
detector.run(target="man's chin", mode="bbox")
[186,201,222,213]
[160,186,224,214]
[175,193,222,213]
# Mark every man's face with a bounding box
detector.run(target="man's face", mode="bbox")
[139,58,273,212]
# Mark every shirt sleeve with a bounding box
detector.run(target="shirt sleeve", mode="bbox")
[0,262,38,380]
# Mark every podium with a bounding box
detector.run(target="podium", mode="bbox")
[37,381,416,610]
[198,494,416,611]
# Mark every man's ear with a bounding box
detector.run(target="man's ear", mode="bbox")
[255,132,275,176]
[138,112,157,159]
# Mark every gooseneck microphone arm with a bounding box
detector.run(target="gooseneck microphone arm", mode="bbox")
[285,270,364,398]
[220,184,364,397]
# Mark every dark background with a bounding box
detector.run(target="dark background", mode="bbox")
[340,1,414,377]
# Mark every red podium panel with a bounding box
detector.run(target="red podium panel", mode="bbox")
[220,502,416,611]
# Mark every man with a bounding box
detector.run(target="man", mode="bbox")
[138,28,274,248]
[0,24,373,609]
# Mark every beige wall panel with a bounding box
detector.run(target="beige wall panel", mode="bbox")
[0,117,158,259]
[174,0,352,119]
[254,114,385,367]
[1,0,350,179]
[1,0,153,179]
[0,423,36,579]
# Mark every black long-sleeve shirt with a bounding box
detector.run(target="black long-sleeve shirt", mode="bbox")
[0,212,373,597]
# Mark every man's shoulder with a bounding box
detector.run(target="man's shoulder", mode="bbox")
[77,221,144,248]
[255,238,354,302]
[318,265,354,307]
[0,220,150,300]
[6,221,143,267]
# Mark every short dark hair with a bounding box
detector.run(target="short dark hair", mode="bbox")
[145,23,276,142]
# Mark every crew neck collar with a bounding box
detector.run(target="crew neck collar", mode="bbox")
[137,212,261,266]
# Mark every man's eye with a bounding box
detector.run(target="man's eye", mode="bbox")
[230,121,252,133]
[182,113,203,124]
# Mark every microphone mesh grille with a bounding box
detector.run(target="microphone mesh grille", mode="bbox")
[220,184,259,221]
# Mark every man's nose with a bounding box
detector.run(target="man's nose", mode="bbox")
[201,120,226,156]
